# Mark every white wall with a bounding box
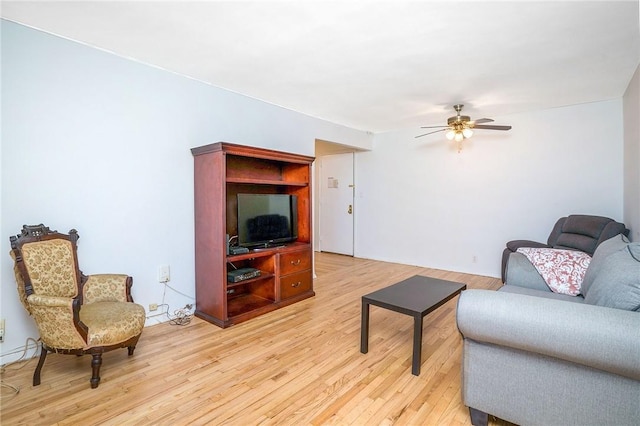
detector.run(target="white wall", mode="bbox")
[623,64,640,242]
[355,100,624,277]
[0,21,372,363]
[1,19,631,365]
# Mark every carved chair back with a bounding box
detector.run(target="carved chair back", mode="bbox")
[10,224,82,299]
[10,224,88,350]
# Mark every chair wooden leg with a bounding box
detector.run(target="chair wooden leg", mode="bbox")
[90,353,102,389]
[127,345,135,356]
[469,407,489,426]
[33,345,48,386]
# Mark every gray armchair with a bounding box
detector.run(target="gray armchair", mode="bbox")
[501,214,629,282]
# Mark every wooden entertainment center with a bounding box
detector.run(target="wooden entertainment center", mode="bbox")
[191,142,315,328]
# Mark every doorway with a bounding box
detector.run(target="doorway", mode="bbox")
[318,152,355,256]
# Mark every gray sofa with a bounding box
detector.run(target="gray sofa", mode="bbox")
[457,234,640,426]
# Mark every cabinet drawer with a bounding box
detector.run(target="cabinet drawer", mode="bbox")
[280,270,312,299]
[279,250,312,275]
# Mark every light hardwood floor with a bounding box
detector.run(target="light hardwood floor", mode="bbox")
[1,253,507,425]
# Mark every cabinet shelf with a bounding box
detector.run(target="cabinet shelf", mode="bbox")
[226,272,274,289]
[227,251,272,262]
[226,177,308,186]
[226,242,311,262]
[227,294,274,318]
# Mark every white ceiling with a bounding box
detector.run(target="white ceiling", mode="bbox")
[2,1,639,133]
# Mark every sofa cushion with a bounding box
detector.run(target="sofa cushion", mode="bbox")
[553,215,611,254]
[551,215,628,256]
[581,234,629,297]
[561,215,612,238]
[584,243,640,311]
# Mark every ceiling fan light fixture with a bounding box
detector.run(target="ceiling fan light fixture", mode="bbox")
[446,129,455,140]
[415,105,512,153]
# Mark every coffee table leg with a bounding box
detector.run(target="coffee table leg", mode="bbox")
[361,300,369,354]
[412,314,423,375]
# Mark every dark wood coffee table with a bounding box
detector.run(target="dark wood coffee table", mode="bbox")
[360,275,466,375]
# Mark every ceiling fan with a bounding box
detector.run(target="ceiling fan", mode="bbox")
[415,104,512,151]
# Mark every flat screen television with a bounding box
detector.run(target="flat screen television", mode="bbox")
[237,193,298,248]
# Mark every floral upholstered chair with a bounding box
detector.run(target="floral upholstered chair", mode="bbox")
[9,224,146,388]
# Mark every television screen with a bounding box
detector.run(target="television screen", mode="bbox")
[237,194,298,248]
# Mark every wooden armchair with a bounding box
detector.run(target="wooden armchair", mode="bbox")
[9,224,146,388]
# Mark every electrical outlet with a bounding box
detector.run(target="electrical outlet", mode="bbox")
[149,303,158,312]
[0,319,5,343]
[158,265,170,283]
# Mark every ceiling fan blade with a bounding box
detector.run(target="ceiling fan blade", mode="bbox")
[415,129,447,138]
[420,125,449,129]
[473,124,512,131]
[472,118,494,124]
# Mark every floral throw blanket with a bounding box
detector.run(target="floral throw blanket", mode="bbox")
[516,247,592,296]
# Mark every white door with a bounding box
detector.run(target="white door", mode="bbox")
[319,153,354,255]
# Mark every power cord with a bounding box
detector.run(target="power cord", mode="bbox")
[146,303,170,319]
[160,279,195,326]
[0,337,41,397]
[144,279,195,325]
[164,282,194,300]
[168,304,194,326]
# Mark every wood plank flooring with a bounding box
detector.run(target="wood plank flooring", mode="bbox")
[1,253,508,425]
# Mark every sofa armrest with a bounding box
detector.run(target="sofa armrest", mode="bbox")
[505,240,550,252]
[505,252,550,292]
[501,241,551,283]
[457,289,640,381]
[28,294,75,308]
